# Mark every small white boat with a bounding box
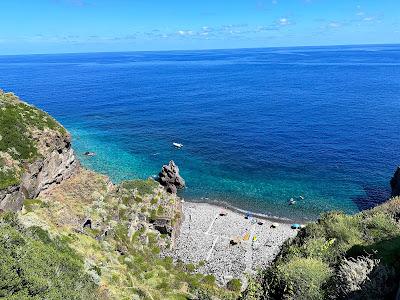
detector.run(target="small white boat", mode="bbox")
[173,142,183,148]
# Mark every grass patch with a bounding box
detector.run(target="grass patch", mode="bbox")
[0,212,100,299]
[0,159,20,189]
[23,199,47,213]
[0,103,38,161]
[121,178,159,195]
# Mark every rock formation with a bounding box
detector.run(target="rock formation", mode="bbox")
[334,256,396,300]
[390,166,400,197]
[0,91,79,211]
[158,160,185,194]
[0,130,78,211]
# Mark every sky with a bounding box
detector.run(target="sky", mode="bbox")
[0,0,399,54]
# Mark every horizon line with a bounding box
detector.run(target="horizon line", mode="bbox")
[0,42,399,57]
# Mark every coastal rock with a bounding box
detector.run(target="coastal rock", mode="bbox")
[334,256,396,299]
[153,218,174,236]
[158,160,185,194]
[390,166,400,197]
[0,131,79,211]
[0,91,79,211]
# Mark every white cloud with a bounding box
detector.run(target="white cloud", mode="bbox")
[355,5,379,23]
[278,18,290,26]
[363,16,376,22]
[177,30,194,36]
[328,22,341,28]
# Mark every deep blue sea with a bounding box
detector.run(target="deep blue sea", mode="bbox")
[1,44,399,220]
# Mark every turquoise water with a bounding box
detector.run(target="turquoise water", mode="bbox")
[0,44,399,219]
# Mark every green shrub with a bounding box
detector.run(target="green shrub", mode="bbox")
[185,263,196,273]
[362,211,400,242]
[157,205,165,215]
[250,198,400,300]
[151,246,160,255]
[0,94,66,163]
[227,278,242,292]
[0,104,37,161]
[275,257,332,300]
[0,160,20,189]
[121,179,159,195]
[149,209,157,221]
[202,274,216,286]
[23,199,47,213]
[319,213,364,251]
[240,276,263,300]
[0,213,99,299]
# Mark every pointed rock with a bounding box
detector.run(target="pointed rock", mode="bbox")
[158,160,185,194]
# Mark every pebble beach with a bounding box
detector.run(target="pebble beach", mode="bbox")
[171,201,299,286]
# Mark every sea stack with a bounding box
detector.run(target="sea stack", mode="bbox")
[158,160,185,194]
[390,166,400,197]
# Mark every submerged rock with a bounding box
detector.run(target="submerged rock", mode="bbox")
[390,166,400,197]
[158,160,185,194]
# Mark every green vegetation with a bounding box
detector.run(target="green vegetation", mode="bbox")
[0,90,67,190]
[274,257,332,299]
[22,199,48,213]
[121,178,159,196]
[0,157,20,189]
[244,197,400,300]
[12,169,237,300]
[0,91,66,161]
[0,212,100,299]
[0,102,38,161]
[227,279,242,293]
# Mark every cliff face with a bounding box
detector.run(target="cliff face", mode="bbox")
[391,166,400,197]
[0,133,78,211]
[0,90,79,211]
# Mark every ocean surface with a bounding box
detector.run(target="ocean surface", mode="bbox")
[0,44,399,220]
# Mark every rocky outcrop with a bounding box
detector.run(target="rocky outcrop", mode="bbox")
[0,132,79,211]
[390,166,400,197]
[0,90,80,211]
[334,256,396,300]
[158,160,185,194]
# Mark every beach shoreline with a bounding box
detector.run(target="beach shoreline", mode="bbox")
[182,198,311,224]
[170,200,300,287]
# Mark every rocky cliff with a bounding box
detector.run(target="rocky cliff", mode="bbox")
[0,90,79,211]
[391,166,400,197]
[0,90,233,299]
